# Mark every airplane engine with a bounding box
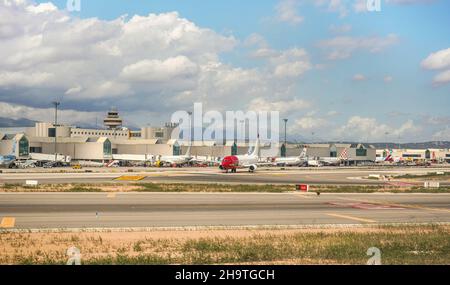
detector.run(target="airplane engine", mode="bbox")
[249,164,257,172]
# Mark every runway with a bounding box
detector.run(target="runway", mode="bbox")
[1,192,449,229]
[1,166,449,185]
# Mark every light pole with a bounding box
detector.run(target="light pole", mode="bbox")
[283,119,288,145]
[188,111,193,148]
[52,101,60,162]
[283,119,288,157]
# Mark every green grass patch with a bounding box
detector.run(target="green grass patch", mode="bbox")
[395,172,450,179]
[136,183,291,193]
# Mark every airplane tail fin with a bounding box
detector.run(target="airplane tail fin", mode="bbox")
[250,136,260,157]
[299,147,307,158]
[185,145,191,157]
[339,148,348,160]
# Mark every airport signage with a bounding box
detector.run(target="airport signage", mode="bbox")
[296,184,309,192]
[424,181,440,188]
[25,180,39,186]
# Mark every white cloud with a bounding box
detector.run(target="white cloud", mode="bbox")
[334,116,422,141]
[421,48,450,85]
[352,74,366,81]
[291,117,328,131]
[421,48,450,70]
[121,56,199,82]
[314,0,349,18]
[432,70,450,85]
[319,34,399,60]
[0,1,314,125]
[329,24,352,34]
[25,2,57,14]
[275,0,304,25]
[248,97,310,114]
[0,101,101,126]
[384,76,393,83]
[432,127,450,141]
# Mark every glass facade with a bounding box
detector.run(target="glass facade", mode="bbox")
[173,144,181,155]
[19,137,29,156]
[281,144,286,157]
[103,139,112,156]
[231,142,238,155]
[356,147,367,156]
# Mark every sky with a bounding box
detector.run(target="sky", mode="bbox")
[0,0,449,142]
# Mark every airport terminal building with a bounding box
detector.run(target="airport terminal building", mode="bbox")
[3,109,448,164]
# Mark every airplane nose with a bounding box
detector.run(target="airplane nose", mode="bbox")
[220,156,238,169]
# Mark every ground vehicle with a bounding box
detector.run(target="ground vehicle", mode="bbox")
[72,164,83,169]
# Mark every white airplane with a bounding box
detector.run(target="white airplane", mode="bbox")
[274,147,307,166]
[219,138,261,173]
[16,160,37,168]
[318,148,348,166]
[375,150,401,163]
[157,146,192,166]
[307,158,322,167]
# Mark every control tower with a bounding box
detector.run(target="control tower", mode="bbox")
[103,107,123,130]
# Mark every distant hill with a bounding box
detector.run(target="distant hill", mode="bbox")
[369,141,450,149]
[0,117,36,128]
[287,141,450,149]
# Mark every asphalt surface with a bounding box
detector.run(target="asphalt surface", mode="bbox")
[1,192,449,229]
[1,166,449,185]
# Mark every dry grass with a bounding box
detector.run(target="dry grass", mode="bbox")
[1,225,449,265]
[1,182,450,193]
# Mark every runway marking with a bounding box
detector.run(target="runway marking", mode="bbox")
[327,202,405,210]
[293,193,312,199]
[114,175,146,181]
[336,197,450,214]
[327,213,376,223]
[107,193,116,198]
[0,217,16,228]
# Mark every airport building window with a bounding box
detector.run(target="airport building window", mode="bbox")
[173,144,181,156]
[330,151,337,157]
[30,147,42,153]
[356,147,367,156]
[19,137,29,156]
[403,154,421,158]
[48,128,56,138]
[103,139,112,156]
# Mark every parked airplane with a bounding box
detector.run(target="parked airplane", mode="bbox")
[375,150,401,163]
[307,158,322,167]
[318,148,348,166]
[157,146,192,166]
[219,138,261,173]
[274,147,307,166]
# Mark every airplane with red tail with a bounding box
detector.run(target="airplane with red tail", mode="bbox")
[219,138,260,173]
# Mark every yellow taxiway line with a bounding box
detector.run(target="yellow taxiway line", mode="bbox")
[114,175,146,181]
[0,217,16,228]
[327,213,377,223]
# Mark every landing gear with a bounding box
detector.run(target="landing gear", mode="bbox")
[232,168,237,173]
